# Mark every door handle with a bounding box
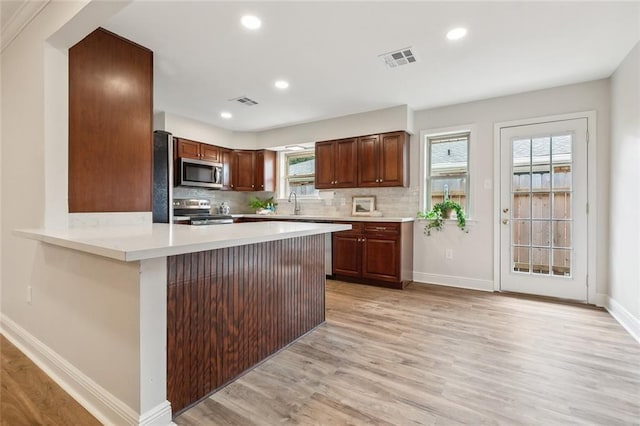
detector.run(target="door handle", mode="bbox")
[502,219,509,225]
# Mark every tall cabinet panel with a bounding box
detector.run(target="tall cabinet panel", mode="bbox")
[69,28,153,212]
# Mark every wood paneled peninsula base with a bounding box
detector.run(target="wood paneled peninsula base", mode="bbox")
[167,234,326,414]
[15,221,349,424]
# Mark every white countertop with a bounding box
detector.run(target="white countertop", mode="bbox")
[237,214,415,223]
[14,222,351,262]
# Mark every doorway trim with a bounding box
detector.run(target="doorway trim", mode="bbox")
[493,111,598,305]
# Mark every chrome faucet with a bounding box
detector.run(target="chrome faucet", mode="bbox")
[288,191,301,215]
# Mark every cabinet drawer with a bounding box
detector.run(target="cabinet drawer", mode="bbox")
[363,223,400,236]
[333,222,363,235]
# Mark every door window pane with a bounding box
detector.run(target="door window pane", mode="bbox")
[552,249,571,276]
[532,248,550,274]
[512,194,530,219]
[513,247,530,272]
[512,220,530,245]
[532,194,551,219]
[532,220,550,247]
[552,221,571,248]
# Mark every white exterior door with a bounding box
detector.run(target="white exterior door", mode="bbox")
[499,118,588,301]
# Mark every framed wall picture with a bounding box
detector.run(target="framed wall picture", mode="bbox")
[351,196,376,216]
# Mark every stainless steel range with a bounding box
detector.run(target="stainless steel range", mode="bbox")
[173,199,233,225]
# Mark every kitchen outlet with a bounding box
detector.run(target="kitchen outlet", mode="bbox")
[445,249,453,260]
[27,285,32,304]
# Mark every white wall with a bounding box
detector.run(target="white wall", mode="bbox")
[609,42,640,335]
[1,1,158,422]
[255,104,413,148]
[411,80,611,294]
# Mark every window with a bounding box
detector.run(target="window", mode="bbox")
[284,151,318,197]
[426,132,470,213]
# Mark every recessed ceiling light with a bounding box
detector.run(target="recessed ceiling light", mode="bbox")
[220,112,232,119]
[241,15,262,30]
[285,145,305,151]
[446,27,467,41]
[274,80,289,89]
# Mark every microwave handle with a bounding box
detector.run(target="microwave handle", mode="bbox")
[214,166,221,184]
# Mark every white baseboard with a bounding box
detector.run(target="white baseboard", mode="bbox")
[605,297,640,344]
[412,272,494,292]
[0,314,173,425]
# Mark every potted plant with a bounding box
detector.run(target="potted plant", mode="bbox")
[417,200,466,236]
[249,196,278,214]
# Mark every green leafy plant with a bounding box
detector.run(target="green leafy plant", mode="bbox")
[417,200,466,236]
[248,196,278,210]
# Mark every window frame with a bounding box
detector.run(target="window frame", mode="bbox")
[420,125,475,217]
[279,149,318,199]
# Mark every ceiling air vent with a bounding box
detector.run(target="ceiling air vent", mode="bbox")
[379,47,416,68]
[230,96,259,106]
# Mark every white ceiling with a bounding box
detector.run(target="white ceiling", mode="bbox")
[104,1,640,132]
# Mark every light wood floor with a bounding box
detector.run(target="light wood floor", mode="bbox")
[0,335,99,426]
[176,280,640,425]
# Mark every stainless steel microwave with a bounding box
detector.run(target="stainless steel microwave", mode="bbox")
[177,157,223,189]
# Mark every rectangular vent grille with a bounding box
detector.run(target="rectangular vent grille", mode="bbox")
[379,47,416,68]
[230,96,259,106]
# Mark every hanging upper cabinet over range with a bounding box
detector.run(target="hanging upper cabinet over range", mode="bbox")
[315,131,409,189]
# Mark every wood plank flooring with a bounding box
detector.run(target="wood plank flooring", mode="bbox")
[0,335,99,426]
[176,280,640,425]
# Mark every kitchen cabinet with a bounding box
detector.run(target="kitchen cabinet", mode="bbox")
[220,148,232,190]
[332,223,363,277]
[315,138,358,189]
[315,131,409,190]
[332,221,413,289]
[231,149,276,191]
[68,28,152,213]
[357,131,408,187]
[175,137,220,162]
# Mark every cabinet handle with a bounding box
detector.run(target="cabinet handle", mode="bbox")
[252,184,255,188]
[375,227,387,231]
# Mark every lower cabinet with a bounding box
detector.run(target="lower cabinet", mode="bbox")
[332,221,413,289]
[236,217,414,289]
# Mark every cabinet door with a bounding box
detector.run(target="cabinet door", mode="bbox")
[315,141,335,189]
[379,131,407,187]
[220,148,232,190]
[232,150,255,191]
[254,150,276,192]
[200,144,221,162]
[334,138,358,188]
[362,236,400,282]
[176,138,201,160]
[357,135,380,187]
[332,232,362,277]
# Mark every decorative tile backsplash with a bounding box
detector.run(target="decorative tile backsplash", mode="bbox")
[276,187,420,218]
[173,186,420,218]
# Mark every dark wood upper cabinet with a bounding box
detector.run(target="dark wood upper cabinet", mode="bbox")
[175,137,220,162]
[231,150,255,191]
[231,150,276,192]
[200,144,221,162]
[68,28,153,212]
[356,135,380,187]
[358,131,408,187]
[316,131,408,190]
[175,138,201,160]
[314,138,357,189]
[255,150,276,192]
[220,148,232,190]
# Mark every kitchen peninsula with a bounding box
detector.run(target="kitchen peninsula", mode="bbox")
[15,221,350,421]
